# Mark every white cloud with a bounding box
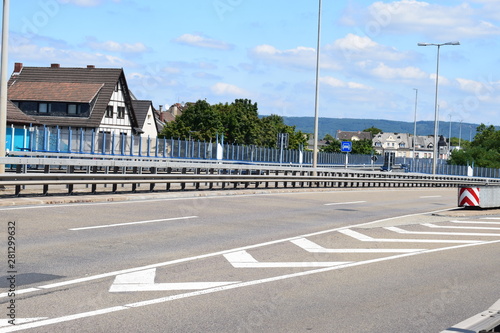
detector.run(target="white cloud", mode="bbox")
[370,63,428,80]
[327,33,413,63]
[320,76,372,90]
[173,34,233,50]
[86,39,148,53]
[341,0,500,40]
[211,82,249,96]
[250,44,340,71]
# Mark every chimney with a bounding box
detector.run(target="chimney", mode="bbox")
[87,65,95,69]
[13,62,23,73]
[50,63,60,68]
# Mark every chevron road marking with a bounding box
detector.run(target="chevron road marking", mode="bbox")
[290,238,424,253]
[385,226,500,237]
[223,250,351,268]
[338,228,482,244]
[422,223,500,231]
[109,268,239,292]
[5,240,500,333]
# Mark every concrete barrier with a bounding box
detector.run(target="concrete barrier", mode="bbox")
[459,186,500,208]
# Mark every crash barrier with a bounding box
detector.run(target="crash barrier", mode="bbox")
[441,298,500,333]
[1,155,499,197]
[458,186,500,208]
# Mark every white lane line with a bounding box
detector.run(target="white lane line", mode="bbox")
[69,216,198,231]
[3,239,499,332]
[385,226,500,237]
[291,238,424,253]
[451,220,500,225]
[0,318,48,328]
[109,268,239,292]
[422,223,500,231]
[339,229,481,244]
[0,207,456,299]
[324,201,366,206]
[224,250,350,268]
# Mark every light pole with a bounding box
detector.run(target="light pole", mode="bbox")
[0,0,10,175]
[312,0,321,173]
[418,41,460,175]
[412,88,418,159]
[448,113,452,156]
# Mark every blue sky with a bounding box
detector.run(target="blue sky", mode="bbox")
[6,0,500,127]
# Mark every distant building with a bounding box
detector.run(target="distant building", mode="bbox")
[336,130,373,141]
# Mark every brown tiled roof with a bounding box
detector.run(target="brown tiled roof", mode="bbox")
[7,101,41,125]
[9,81,103,103]
[7,65,139,130]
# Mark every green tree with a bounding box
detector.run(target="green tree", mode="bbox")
[352,139,374,155]
[159,100,224,141]
[321,138,341,153]
[449,124,500,168]
[363,126,382,136]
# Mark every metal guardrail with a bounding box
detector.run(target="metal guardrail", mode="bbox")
[441,298,500,333]
[1,154,499,197]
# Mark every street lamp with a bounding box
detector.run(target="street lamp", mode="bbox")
[312,0,322,172]
[0,0,10,175]
[418,41,460,175]
[412,88,418,159]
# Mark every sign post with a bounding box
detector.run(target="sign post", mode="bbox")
[341,141,352,168]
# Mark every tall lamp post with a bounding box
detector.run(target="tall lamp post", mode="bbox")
[312,0,322,172]
[418,41,460,175]
[412,88,418,159]
[0,0,9,175]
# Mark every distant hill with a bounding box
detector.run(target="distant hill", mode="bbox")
[281,117,480,141]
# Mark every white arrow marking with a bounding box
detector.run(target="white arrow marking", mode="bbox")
[291,238,424,253]
[422,223,500,230]
[109,268,239,293]
[339,229,482,244]
[385,226,500,237]
[0,318,48,327]
[224,250,350,268]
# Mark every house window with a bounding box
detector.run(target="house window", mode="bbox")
[399,142,405,148]
[106,106,114,118]
[117,106,125,119]
[39,103,48,113]
[50,102,66,113]
[68,104,77,115]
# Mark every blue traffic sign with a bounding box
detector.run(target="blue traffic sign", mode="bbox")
[341,141,352,152]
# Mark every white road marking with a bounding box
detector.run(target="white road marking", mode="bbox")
[290,238,424,253]
[339,229,482,244]
[422,223,500,230]
[3,239,499,332]
[324,201,366,206]
[385,226,500,237]
[451,220,500,225]
[224,250,351,268]
[0,318,48,328]
[0,207,458,299]
[109,268,239,292]
[69,216,198,230]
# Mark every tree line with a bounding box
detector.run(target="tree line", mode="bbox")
[159,99,308,149]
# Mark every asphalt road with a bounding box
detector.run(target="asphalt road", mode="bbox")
[0,188,499,332]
